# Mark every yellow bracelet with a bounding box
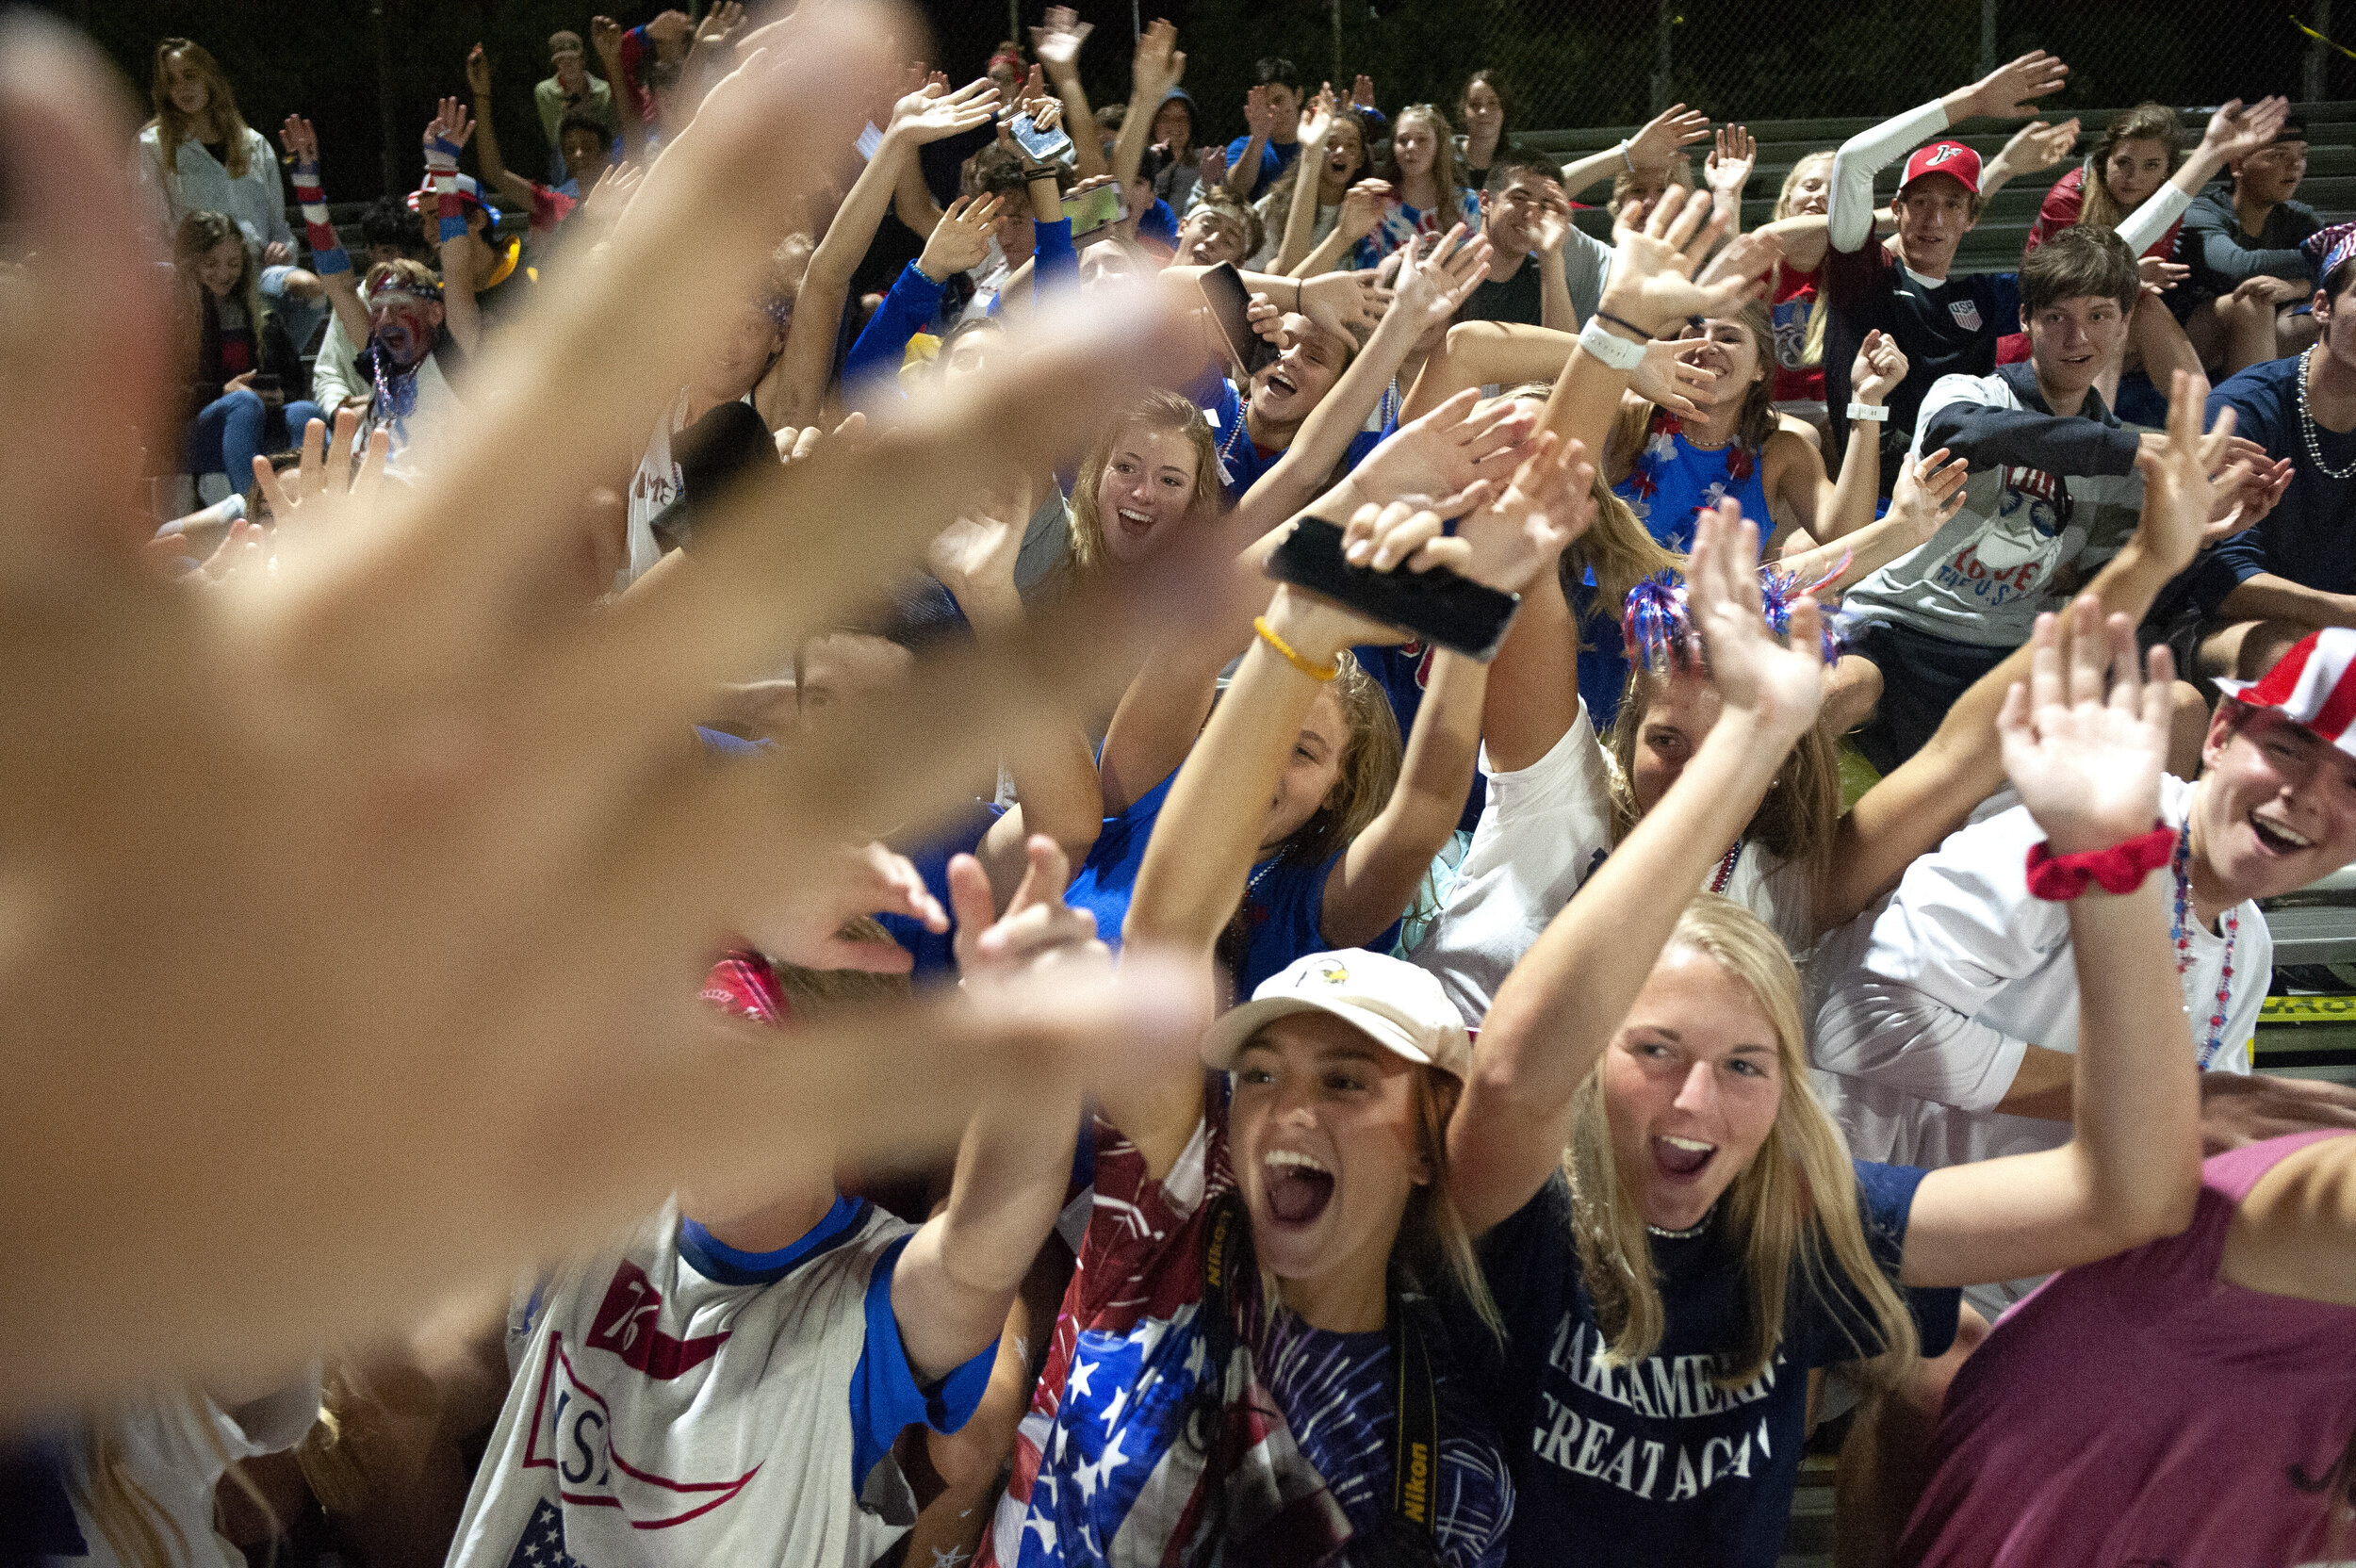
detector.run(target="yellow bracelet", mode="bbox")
[1254,615,1339,681]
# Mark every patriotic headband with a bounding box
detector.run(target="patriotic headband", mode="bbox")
[2215,627,2356,760]
[368,273,444,305]
[2303,220,2356,293]
[1622,557,1847,673]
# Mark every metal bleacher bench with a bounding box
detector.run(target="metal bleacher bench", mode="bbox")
[1517,101,2356,275]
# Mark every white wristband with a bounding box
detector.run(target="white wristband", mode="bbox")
[1580,318,1647,372]
[1846,400,1891,423]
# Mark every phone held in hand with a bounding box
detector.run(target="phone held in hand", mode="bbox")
[1265,516,1521,662]
[1011,112,1074,166]
[1197,261,1278,377]
[1061,182,1126,238]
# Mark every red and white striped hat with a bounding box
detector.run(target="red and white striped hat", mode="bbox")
[2216,629,2356,757]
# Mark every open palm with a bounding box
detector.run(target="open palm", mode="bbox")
[1999,600,2171,853]
[1688,498,1824,744]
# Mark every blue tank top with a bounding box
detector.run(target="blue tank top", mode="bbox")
[1611,410,1772,552]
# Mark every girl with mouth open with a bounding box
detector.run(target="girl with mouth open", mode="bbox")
[1446,498,2209,1568]
[986,451,1593,1568]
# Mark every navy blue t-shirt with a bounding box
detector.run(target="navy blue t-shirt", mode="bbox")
[1065,768,1397,992]
[1471,1168,1959,1568]
[876,798,1004,985]
[2172,354,2356,617]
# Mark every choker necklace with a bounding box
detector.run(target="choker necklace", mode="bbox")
[1646,1205,1715,1241]
[1680,427,1735,451]
[2294,347,2356,480]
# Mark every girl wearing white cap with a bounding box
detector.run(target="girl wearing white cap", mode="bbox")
[1444,498,2209,1567]
[982,449,1594,1567]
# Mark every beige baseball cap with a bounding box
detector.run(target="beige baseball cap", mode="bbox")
[1200,949,1473,1081]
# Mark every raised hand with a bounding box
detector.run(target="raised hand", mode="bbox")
[1688,498,1825,743]
[1300,81,1337,147]
[1849,328,1908,407]
[1351,74,1376,110]
[2138,254,2190,292]
[920,193,1003,278]
[2201,95,2292,165]
[1299,265,1391,342]
[279,114,319,166]
[424,94,474,154]
[589,14,624,59]
[1888,444,1972,546]
[1030,5,1092,73]
[1600,185,1769,335]
[1243,82,1279,139]
[1132,17,1185,97]
[1197,144,1229,190]
[1626,103,1711,172]
[1630,335,1724,417]
[1996,117,2081,177]
[1963,49,2069,120]
[1337,176,1392,239]
[1391,224,1495,333]
[1998,596,2171,855]
[1704,123,1756,198]
[2131,368,2270,572]
[925,480,1031,618]
[251,406,390,542]
[465,42,492,99]
[745,840,944,975]
[1350,386,1536,513]
[892,76,998,143]
[1357,432,1596,593]
[951,838,1106,988]
[692,1,746,55]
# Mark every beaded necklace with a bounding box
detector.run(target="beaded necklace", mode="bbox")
[2294,346,2356,482]
[2169,824,2240,1070]
[1708,838,1743,894]
[1218,387,1252,473]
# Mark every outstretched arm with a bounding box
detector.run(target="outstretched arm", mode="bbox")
[1451,501,1825,1233]
[1031,13,1106,181]
[279,117,369,351]
[465,45,540,211]
[892,842,1102,1380]
[423,97,483,356]
[1828,50,2068,253]
[1900,618,2200,1288]
[1111,20,1185,199]
[1560,104,1711,198]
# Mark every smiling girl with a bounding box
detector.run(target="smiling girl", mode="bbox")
[1447,503,2206,1567]
[1357,105,1481,269]
[1064,391,1221,573]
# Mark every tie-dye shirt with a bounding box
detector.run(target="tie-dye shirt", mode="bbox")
[984,1075,1512,1567]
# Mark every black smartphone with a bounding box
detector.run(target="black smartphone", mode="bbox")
[1198,260,1278,377]
[1265,516,1521,662]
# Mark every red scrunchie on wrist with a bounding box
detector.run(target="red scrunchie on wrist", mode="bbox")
[2023,821,2175,901]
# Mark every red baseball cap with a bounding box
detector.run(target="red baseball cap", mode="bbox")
[1901,140,1983,196]
[2217,629,2356,760]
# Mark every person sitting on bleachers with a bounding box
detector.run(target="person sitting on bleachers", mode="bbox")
[2178,116,2323,375]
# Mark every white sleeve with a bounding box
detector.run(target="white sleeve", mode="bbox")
[1405,702,1617,1022]
[2116,182,2195,259]
[1810,805,2068,1114]
[311,315,363,414]
[1829,98,1951,253]
[249,128,295,250]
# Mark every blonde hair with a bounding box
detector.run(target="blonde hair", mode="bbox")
[77,1391,286,1568]
[1392,104,1471,223]
[1610,152,1693,219]
[1608,299,1779,458]
[147,40,252,179]
[1772,153,1836,375]
[1563,895,1919,1386]
[1564,470,1681,649]
[1067,390,1221,573]
[1608,664,1843,895]
[173,210,265,346]
[2079,104,2183,232]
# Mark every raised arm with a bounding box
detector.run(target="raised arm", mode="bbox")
[892,841,1103,1380]
[279,116,369,351]
[1560,104,1710,199]
[1451,501,1826,1233]
[423,97,483,356]
[1772,329,1906,544]
[1029,12,1105,181]
[1817,371,2266,937]
[590,15,651,162]
[769,78,997,425]
[1274,86,1339,274]
[1227,85,1277,200]
[1704,124,1756,243]
[2117,97,2291,257]
[464,45,539,211]
[1899,616,2201,1287]
[1111,20,1186,198]
[1828,51,2068,253]
[1289,177,1389,279]
[1976,117,2082,204]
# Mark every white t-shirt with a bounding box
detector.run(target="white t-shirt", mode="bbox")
[623,389,759,593]
[1404,700,1813,1024]
[1807,775,2266,1315]
[52,1374,320,1568]
[448,1195,994,1568]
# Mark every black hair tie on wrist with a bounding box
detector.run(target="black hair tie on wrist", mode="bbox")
[1595,309,1653,341]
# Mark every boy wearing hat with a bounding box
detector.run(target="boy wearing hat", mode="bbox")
[1811,622,2356,1323]
[1823,52,2081,495]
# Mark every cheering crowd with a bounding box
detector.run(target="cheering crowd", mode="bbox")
[9,3,2356,1565]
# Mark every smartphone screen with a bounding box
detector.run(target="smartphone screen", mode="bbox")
[1012,113,1074,166]
[1062,183,1125,237]
[1196,261,1278,377]
[1264,516,1521,662]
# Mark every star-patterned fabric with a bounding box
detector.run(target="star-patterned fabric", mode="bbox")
[982,1076,1512,1567]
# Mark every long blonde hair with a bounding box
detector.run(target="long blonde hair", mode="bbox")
[75,1391,285,1568]
[1564,473,1681,650]
[147,40,253,178]
[1563,895,1919,1386]
[1773,152,1837,374]
[1390,103,1470,222]
[1067,390,1221,573]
